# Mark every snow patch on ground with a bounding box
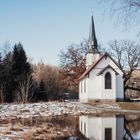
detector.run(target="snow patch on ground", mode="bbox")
[0,102,121,120]
[1,101,139,140]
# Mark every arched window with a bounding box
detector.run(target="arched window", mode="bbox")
[105,72,112,89]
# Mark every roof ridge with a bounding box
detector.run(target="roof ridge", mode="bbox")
[78,53,124,81]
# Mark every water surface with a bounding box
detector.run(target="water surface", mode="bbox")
[0,114,140,140]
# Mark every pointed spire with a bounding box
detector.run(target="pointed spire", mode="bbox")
[88,15,99,53]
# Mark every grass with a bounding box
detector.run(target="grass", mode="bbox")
[118,102,140,111]
[88,100,140,111]
[87,101,140,115]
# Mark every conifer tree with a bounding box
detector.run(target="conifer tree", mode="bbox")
[0,53,3,102]
[38,79,47,101]
[11,43,33,102]
[2,52,13,102]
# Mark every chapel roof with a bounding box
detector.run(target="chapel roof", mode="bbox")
[97,64,119,75]
[78,53,124,81]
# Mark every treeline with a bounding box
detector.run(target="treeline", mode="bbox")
[0,39,139,103]
[0,43,33,103]
[0,42,78,103]
[32,63,60,101]
[59,39,140,100]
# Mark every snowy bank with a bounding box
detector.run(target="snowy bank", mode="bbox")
[0,102,120,120]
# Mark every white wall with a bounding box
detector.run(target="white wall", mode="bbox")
[79,78,89,102]
[79,116,101,139]
[101,69,116,100]
[95,56,123,75]
[86,53,94,69]
[79,116,124,140]
[87,69,102,99]
[79,55,124,101]
[116,75,124,100]
[101,117,116,140]
[116,117,124,140]
[86,53,100,69]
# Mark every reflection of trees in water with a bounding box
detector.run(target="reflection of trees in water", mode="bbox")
[2,116,80,139]
[124,115,140,140]
[75,130,89,140]
[4,115,140,140]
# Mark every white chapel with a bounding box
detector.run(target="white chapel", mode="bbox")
[79,116,124,140]
[79,16,124,102]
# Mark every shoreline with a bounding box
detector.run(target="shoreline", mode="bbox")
[0,102,139,140]
[0,102,139,121]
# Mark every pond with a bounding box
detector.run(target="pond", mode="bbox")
[0,114,140,140]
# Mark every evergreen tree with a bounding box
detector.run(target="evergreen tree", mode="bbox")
[12,43,29,77]
[0,53,3,102]
[2,52,13,102]
[11,43,33,102]
[0,42,33,103]
[38,79,47,101]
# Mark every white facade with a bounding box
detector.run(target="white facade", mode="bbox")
[79,16,124,102]
[79,54,124,102]
[79,116,124,140]
[86,53,100,69]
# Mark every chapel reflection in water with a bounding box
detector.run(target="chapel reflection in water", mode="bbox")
[79,115,140,140]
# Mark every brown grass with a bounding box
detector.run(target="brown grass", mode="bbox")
[88,101,140,111]
[22,131,32,140]
[118,102,140,111]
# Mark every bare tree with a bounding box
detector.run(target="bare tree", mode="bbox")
[59,41,87,94]
[108,40,140,94]
[0,86,4,103]
[0,41,11,58]
[100,0,140,27]
[17,73,34,103]
[32,63,60,100]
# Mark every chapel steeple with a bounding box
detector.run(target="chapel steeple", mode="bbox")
[86,15,100,69]
[88,15,99,54]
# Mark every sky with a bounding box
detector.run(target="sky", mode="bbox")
[0,0,139,66]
